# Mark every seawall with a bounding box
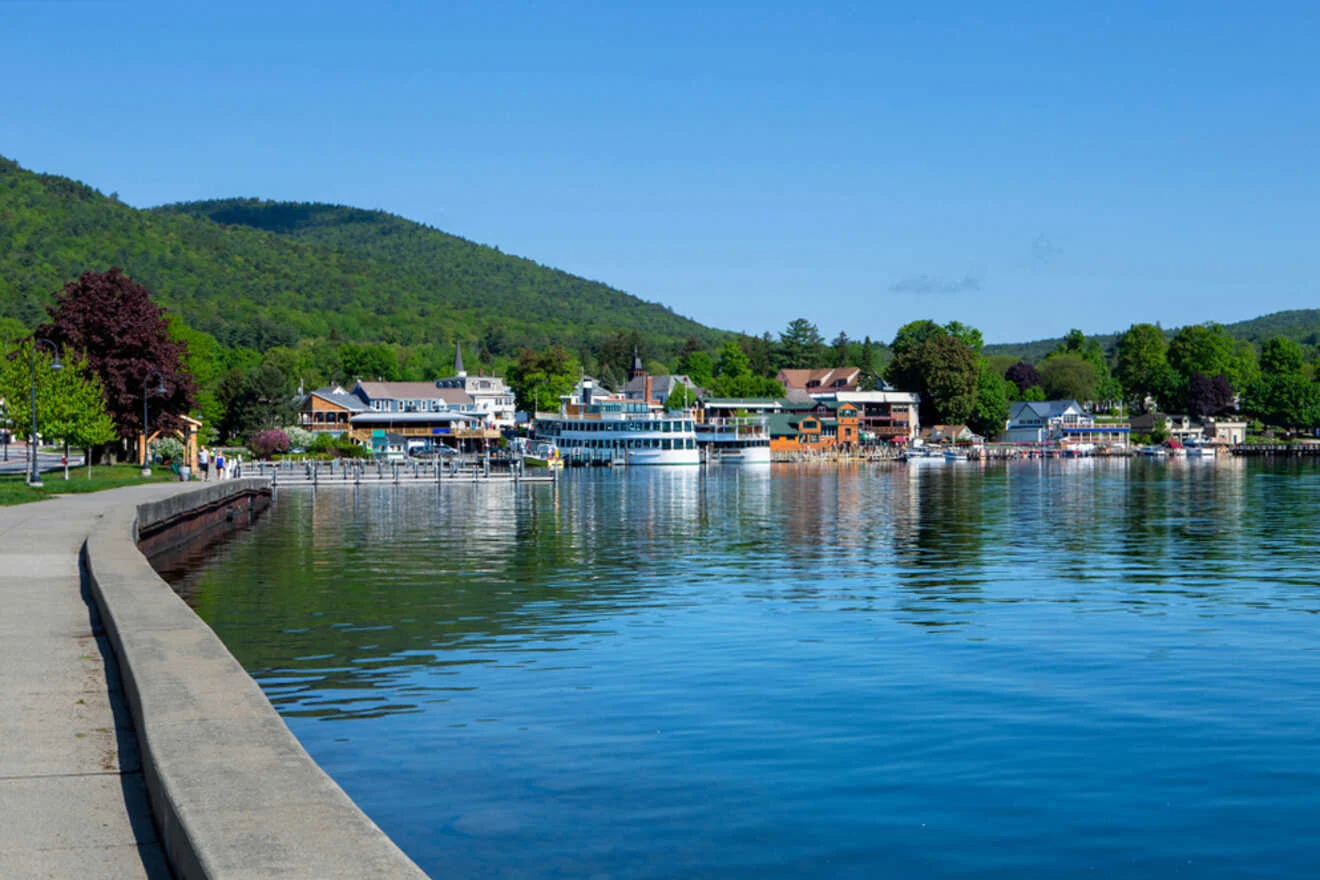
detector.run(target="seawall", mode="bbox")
[83,479,430,879]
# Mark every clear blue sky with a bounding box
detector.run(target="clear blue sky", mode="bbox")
[3,1,1317,343]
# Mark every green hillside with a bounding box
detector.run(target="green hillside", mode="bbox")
[0,157,723,354]
[986,310,1320,363]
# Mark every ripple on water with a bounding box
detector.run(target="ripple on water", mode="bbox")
[165,461,1320,879]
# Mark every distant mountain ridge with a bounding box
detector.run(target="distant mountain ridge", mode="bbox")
[984,310,1320,362]
[0,156,724,354]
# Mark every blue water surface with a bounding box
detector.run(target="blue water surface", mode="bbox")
[164,459,1320,878]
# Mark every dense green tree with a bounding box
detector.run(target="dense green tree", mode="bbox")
[664,384,697,411]
[1039,354,1100,402]
[914,335,980,425]
[944,321,984,355]
[676,350,714,387]
[338,342,399,381]
[1260,336,1306,377]
[777,319,826,370]
[890,320,945,359]
[831,331,852,367]
[969,365,1012,440]
[1243,336,1320,428]
[741,333,776,378]
[715,340,752,380]
[886,322,982,423]
[984,354,1018,378]
[0,342,116,453]
[858,336,879,389]
[506,346,581,412]
[1115,323,1170,410]
[1167,323,1238,384]
[707,372,784,398]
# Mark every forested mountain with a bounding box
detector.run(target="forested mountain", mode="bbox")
[986,310,1320,363]
[0,157,723,354]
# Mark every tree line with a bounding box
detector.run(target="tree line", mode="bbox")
[6,269,1319,457]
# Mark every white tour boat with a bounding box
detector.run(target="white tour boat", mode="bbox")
[534,394,700,466]
[695,416,772,465]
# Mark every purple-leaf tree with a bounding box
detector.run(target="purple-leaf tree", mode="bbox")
[1005,361,1042,395]
[1187,372,1235,418]
[38,269,197,440]
[249,429,291,459]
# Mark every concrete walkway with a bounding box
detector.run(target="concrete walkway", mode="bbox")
[0,484,191,879]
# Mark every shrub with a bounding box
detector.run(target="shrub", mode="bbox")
[284,427,316,450]
[249,429,291,459]
[150,436,185,464]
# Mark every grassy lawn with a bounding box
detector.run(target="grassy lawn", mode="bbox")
[0,463,176,506]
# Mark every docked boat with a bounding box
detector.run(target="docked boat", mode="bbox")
[902,446,945,463]
[534,395,700,466]
[1186,442,1218,459]
[523,441,563,469]
[695,416,771,465]
[1137,445,1167,457]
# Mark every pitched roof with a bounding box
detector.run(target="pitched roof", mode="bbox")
[776,367,861,390]
[354,381,473,405]
[308,388,369,412]
[1011,399,1085,419]
[622,374,699,398]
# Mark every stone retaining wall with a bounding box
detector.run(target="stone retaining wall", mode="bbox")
[83,479,429,879]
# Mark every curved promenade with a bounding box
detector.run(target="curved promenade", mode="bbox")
[1,480,428,879]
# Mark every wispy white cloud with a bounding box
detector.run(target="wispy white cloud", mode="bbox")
[889,273,983,295]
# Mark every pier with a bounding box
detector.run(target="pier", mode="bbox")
[247,458,557,486]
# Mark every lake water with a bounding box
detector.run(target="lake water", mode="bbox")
[162,459,1320,878]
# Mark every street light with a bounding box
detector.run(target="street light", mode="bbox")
[28,338,62,488]
[141,371,168,476]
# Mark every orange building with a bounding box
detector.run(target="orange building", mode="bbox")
[768,401,860,453]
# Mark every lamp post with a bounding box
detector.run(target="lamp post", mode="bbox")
[28,338,63,488]
[141,370,168,476]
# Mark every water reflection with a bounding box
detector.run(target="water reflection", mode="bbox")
[164,461,1320,879]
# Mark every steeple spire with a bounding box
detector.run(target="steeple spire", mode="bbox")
[454,341,466,378]
[629,346,644,380]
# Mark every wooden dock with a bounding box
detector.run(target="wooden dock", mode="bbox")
[1229,443,1320,456]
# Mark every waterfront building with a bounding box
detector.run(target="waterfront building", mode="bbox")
[767,401,860,453]
[1129,413,1247,446]
[352,381,478,417]
[833,390,920,442]
[299,385,369,435]
[347,411,498,454]
[921,424,982,445]
[776,367,862,398]
[434,343,517,429]
[1004,400,1130,447]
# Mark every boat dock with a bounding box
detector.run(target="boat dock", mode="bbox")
[246,458,557,486]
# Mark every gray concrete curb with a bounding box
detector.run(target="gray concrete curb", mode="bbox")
[84,479,430,880]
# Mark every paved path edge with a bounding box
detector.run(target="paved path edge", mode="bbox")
[84,479,430,880]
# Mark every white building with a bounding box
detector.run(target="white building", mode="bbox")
[1004,400,1129,447]
[434,343,516,429]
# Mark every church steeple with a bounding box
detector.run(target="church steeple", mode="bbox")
[454,341,467,378]
[629,347,644,381]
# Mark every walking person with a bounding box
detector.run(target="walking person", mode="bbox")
[198,446,210,481]
[215,449,226,481]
